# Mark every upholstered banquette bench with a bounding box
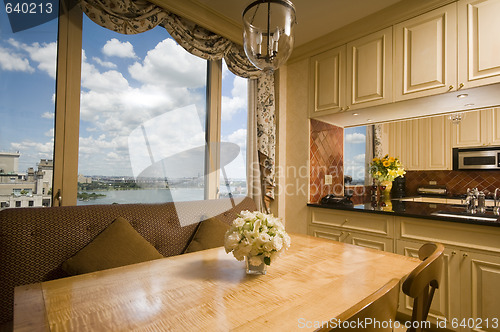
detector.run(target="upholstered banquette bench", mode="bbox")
[0,196,256,328]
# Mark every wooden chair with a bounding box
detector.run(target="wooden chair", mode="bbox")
[401,242,445,332]
[318,278,401,331]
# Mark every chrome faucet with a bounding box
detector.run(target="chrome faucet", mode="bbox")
[466,188,479,214]
[477,190,486,214]
[494,188,500,215]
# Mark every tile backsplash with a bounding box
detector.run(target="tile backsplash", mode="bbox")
[310,119,343,203]
[405,170,500,196]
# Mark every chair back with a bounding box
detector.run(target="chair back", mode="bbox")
[320,278,400,331]
[402,242,444,332]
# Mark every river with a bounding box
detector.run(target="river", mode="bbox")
[77,188,204,205]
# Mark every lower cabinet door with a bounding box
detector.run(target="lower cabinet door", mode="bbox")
[460,250,500,332]
[396,239,461,329]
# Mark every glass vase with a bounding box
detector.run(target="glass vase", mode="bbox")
[245,256,267,275]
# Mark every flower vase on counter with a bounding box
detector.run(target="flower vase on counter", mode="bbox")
[380,180,393,199]
[369,155,405,204]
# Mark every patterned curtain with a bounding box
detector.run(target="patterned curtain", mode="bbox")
[78,0,276,210]
[373,124,384,158]
[79,0,167,34]
[256,73,276,210]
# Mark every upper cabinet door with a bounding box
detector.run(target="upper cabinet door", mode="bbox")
[309,45,346,117]
[458,0,500,89]
[394,3,457,101]
[347,27,393,110]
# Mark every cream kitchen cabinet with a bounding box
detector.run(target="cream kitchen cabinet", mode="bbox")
[397,216,500,331]
[309,28,392,117]
[458,0,500,90]
[346,27,393,110]
[460,249,500,332]
[309,45,346,116]
[452,108,500,147]
[394,3,458,101]
[396,239,460,328]
[308,208,394,252]
[386,115,451,170]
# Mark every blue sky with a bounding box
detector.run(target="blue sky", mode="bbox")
[0,11,247,179]
[344,126,367,182]
[0,6,58,171]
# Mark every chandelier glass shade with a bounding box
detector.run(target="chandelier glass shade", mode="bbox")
[242,0,296,72]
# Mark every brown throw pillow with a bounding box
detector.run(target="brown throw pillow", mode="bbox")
[184,217,230,253]
[62,216,163,275]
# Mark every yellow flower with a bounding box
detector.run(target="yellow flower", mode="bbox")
[372,157,379,162]
[383,160,390,167]
[376,171,382,176]
[397,168,406,176]
[389,157,395,162]
[389,169,397,177]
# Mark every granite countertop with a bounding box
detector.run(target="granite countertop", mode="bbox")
[307,198,500,227]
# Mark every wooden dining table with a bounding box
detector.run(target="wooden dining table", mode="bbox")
[14,233,419,331]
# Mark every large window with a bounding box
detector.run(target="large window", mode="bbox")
[1,4,249,207]
[77,16,209,205]
[0,4,58,209]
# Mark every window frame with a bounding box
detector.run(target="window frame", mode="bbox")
[52,0,230,205]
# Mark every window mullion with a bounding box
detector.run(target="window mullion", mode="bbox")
[205,60,222,200]
[52,0,83,206]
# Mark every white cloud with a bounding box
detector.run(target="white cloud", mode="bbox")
[345,132,366,144]
[92,56,117,69]
[45,128,54,137]
[11,140,53,155]
[102,38,137,58]
[128,38,206,89]
[226,128,247,148]
[42,112,54,119]
[353,153,366,163]
[7,38,57,78]
[0,46,34,73]
[221,75,248,121]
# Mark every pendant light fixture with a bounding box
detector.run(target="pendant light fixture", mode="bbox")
[242,0,296,72]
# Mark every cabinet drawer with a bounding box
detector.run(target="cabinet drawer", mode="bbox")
[397,216,500,253]
[309,225,345,242]
[310,209,394,236]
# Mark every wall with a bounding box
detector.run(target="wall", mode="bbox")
[284,59,310,234]
[405,170,500,196]
[309,119,344,203]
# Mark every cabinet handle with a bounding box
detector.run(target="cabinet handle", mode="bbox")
[451,251,457,255]
[345,106,350,111]
[340,107,344,112]
[463,253,468,258]
[448,85,454,91]
[458,83,464,90]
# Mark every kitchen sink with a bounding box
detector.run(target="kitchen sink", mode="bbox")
[431,211,499,222]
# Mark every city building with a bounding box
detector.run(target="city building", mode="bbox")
[0,153,52,209]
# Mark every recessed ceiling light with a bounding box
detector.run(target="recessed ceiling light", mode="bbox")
[353,113,359,116]
[464,103,475,107]
[457,94,468,99]
[367,119,373,122]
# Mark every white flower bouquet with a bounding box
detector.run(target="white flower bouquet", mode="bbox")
[224,210,291,267]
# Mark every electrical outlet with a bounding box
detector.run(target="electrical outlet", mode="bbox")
[429,181,437,185]
[325,174,333,185]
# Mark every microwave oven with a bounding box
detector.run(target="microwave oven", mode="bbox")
[452,147,500,170]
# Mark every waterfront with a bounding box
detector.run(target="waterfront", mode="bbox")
[77,188,204,205]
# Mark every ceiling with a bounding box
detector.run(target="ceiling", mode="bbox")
[195,0,402,47]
